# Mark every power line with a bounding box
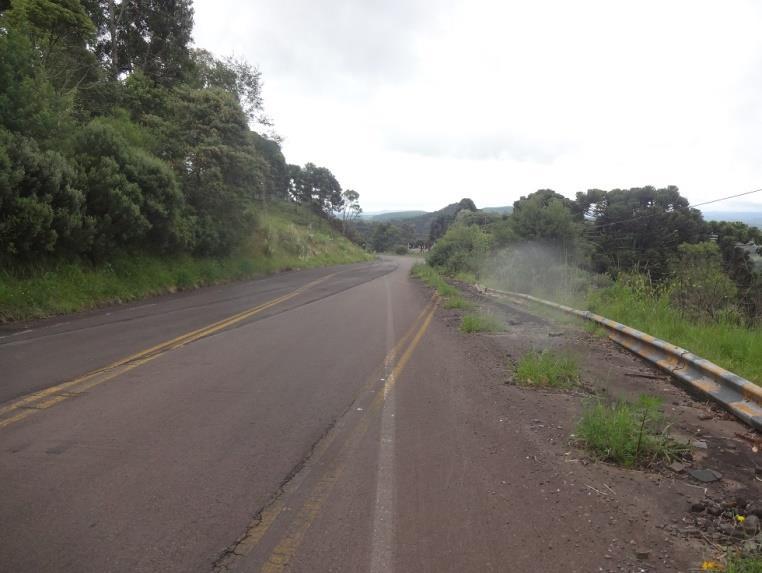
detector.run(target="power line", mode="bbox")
[690,187,762,209]
[583,187,762,231]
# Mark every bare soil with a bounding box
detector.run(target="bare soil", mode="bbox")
[442,280,762,571]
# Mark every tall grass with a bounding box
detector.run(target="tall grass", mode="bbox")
[0,203,371,322]
[588,281,762,385]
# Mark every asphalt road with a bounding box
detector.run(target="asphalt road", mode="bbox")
[0,256,636,572]
[0,256,436,572]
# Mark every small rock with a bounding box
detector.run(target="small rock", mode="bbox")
[668,461,685,473]
[692,440,708,449]
[744,515,761,535]
[742,539,762,554]
[635,549,651,560]
[690,502,706,513]
[688,468,722,483]
[698,412,713,421]
[548,331,564,337]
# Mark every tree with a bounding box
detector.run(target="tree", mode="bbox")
[83,0,194,84]
[580,186,704,279]
[669,242,737,321]
[511,190,587,262]
[3,0,99,94]
[369,222,400,253]
[288,163,344,215]
[340,189,362,233]
[0,129,85,260]
[189,49,270,129]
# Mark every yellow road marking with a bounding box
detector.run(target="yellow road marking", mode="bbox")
[0,274,336,429]
[259,299,438,573]
[212,296,438,573]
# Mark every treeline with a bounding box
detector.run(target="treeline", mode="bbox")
[426,187,762,323]
[0,0,359,266]
[353,198,478,252]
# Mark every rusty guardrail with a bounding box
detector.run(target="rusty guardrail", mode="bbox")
[484,287,762,431]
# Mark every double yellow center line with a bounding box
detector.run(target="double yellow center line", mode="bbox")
[0,274,335,430]
[213,295,439,573]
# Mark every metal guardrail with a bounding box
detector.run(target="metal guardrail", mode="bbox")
[484,287,762,432]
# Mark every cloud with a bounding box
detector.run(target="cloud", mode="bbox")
[386,129,569,162]
[193,0,762,212]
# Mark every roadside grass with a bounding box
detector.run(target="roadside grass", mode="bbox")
[515,350,580,388]
[460,312,503,333]
[588,285,762,386]
[0,202,372,322]
[444,295,474,310]
[727,552,762,572]
[575,395,688,467]
[411,263,473,309]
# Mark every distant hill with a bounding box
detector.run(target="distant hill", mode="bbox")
[361,210,427,222]
[396,199,477,239]
[702,211,762,227]
[361,201,513,240]
[482,206,514,215]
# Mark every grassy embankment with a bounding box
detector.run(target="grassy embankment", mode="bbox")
[0,202,372,322]
[584,283,762,385]
[418,261,762,384]
[478,269,762,385]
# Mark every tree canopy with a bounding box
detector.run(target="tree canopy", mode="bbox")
[0,0,362,265]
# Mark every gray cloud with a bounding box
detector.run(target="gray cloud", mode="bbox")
[386,130,569,163]
[197,0,450,91]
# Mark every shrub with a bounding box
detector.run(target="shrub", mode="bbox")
[576,395,687,467]
[427,223,491,276]
[670,242,738,321]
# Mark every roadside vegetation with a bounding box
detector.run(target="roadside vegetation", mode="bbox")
[0,2,370,322]
[413,186,762,385]
[443,295,473,310]
[515,350,580,388]
[576,395,688,467]
[726,552,762,572]
[460,312,503,333]
[0,204,370,321]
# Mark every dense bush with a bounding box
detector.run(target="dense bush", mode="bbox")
[427,223,490,276]
[0,1,356,270]
[669,242,739,321]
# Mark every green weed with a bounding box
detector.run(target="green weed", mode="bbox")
[515,350,580,388]
[727,552,762,573]
[444,295,473,310]
[576,395,687,467]
[460,313,503,333]
[412,263,467,305]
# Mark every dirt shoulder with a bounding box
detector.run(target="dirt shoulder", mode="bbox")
[415,277,762,572]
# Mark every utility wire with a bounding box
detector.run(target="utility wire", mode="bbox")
[582,187,762,231]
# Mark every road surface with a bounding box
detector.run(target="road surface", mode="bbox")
[0,256,661,572]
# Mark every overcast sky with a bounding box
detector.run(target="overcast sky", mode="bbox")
[193,0,762,213]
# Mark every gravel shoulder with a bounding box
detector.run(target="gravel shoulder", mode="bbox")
[421,278,762,571]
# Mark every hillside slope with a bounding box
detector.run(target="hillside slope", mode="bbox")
[0,203,371,322]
